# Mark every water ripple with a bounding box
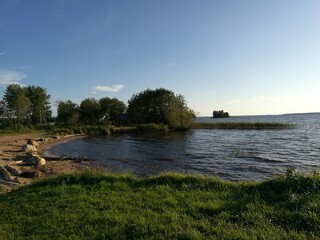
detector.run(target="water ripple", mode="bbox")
[45,113,320,181]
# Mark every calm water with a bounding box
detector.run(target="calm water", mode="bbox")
[45,113,320,180]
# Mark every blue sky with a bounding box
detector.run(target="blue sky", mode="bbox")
[0,0,319,116]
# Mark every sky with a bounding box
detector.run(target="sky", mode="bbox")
[0,0,319,116]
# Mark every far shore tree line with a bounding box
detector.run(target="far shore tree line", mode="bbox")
[212,110,230,118]
[0,84,196,130]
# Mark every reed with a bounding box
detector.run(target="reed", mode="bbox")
[135,123,169,133]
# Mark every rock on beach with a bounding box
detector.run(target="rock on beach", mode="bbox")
[23,144,38,153]
[0,165,14,182]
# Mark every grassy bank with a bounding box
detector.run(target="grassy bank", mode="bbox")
[192,122,295,130]
[52,124,168,136]
[1,169,319,239]
[1,121,295,137]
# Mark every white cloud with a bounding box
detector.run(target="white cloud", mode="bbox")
[0,51,6,56]
[0,70,26,86]
[92,84,124,93]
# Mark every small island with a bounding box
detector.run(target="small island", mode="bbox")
[212,110,230,118]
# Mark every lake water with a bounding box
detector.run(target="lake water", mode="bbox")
[45,113,320,181]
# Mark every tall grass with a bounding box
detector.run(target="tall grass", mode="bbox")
[193,122,295,130]
[135,123,169,133]
[0,169,319,239]
[52,125,112,136]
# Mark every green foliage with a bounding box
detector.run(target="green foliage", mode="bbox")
[99,97,126,122]
[0,170,320,239]
[1,84,51,126]
[79,98,101,124]
[193,122,295,130]
[57,100,80,125]
[213,110,229,118]
[127,88,195,130]
[25,85,51,125]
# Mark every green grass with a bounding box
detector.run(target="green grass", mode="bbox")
[193,122,295,130]
[0,169,320,239]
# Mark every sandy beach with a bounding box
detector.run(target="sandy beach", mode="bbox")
[0,133,91,192]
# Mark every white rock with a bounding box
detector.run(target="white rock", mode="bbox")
[23,144,37,153]
[38,158,46,166]
[27,139,40,147]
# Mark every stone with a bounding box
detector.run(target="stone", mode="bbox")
[27,139,40,147]
[20,171,40,179]
[22,144,37,153]
[25,155,41,165]
[5,165,22,176]
[38,158,46,166]
[26,152,37,158]
[24,155,46,166]
[0,166,14,181]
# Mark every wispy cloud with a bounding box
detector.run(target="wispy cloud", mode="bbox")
[0,51,6,56]
[91,84,124,94]
[0,70,26,86]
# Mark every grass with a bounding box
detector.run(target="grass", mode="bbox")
[0,169,320,239]
[192,122,295,130]
[135,123,169,133]
[0,128,44,136]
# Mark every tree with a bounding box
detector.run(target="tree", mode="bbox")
[3,84,25,110]
[2,84,51,126]
[3,84,32,124]
[127,88,195,129]
[25,86,51,125]
[79,98,101,124]
[212,110,229,118]
[0,100,15,125]
[14,95,32,124]
[57,100,80,125]
[99,97,126,122]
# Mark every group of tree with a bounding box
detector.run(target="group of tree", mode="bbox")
[127,88,195,130]
[212,110,230,118]
[0,84,51,126]
[1,84,195,131]
[57,88,195,130]
[57,97,126,125]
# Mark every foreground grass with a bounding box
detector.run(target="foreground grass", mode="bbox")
[1,170,320,239]
[192,122,295,130]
